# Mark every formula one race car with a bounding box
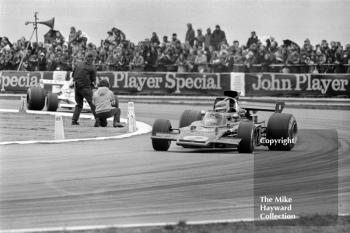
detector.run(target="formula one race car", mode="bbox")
[151,91,297,153]
[26,78,91,112]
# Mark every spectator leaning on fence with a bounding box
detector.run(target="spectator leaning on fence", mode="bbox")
[158,49,176,71]
[194,49,207,73]
[105,47,117,71]
[173,40,183,58]
[187,48,197,72]
[209,50,221,72]
[233,45,244,67]
[222,48,234,72]
[37,52,47,71]
[301,38,313,58]
[117,47,128,71]
[285,43,301,72]
[129,50,144,71]
[144,45,158,71]
[345,44,350,72]
[217,48,230,72]
[175,52,187,72]
[334,45,347,73]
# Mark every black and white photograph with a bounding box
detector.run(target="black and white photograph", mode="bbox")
[0,0,349,232]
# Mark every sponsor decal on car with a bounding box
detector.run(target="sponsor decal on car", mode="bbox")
[183,135,209,141]
[155,133,174,138]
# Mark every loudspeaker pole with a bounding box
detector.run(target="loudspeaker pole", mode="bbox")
[17,22,36,71]
[34,12,38,50]
[34,12,39,70]
[20,12,55,71]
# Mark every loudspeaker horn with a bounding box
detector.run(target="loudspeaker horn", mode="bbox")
[38,17,55,28]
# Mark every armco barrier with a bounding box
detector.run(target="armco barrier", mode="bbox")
[0,71,349,98]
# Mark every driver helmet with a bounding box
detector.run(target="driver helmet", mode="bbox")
[203,115,218,126]
[214,100,230,112]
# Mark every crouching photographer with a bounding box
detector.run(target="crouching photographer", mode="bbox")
[92,79,125,127]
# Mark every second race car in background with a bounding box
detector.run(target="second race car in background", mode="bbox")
[26,78,91,112]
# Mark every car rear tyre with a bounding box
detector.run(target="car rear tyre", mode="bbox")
[152,119,172,151]
[46,93,59,111]
[27,87,46,110]
[179,110,203,128]
[237,121,255,153]
[266,113,297,151]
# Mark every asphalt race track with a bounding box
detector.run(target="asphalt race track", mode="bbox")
[0,100,349,231]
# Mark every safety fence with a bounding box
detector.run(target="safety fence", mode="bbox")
[0,70,349,98]
[94,63,350,73]
[232,64,350,74]
[9,62,350,73]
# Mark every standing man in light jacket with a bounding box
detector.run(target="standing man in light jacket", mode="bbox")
[71,52,97,126]
[93,79,124,127]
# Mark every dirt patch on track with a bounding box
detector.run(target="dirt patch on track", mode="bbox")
[0,112,127,142]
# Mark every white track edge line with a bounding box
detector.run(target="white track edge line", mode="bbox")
[0,109,152,145]
[2,214,350,233]
[0,218,255,233]
[2,213,350,233]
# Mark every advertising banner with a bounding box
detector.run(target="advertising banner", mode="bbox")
[1,71,349,98]
[244,73,350,97]
[0,71,43,93]
[96,72,230,96]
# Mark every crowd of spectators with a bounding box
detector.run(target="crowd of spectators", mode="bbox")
[1,23,350,73]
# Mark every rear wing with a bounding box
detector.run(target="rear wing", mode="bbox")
[39,79,73,94]
[241,101,285,113]
[40,71,73,86]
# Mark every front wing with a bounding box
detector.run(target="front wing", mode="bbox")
[151,131,241,148]
[58,98,91,111]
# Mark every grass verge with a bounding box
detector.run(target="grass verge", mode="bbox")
[0,112,127,142]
